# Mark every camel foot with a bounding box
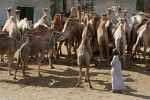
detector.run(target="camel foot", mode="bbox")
[97,64,101,68]
[84,78,89,82]
[14,77,17,80]
[89,85,93,89]
[39,74,43,77]
[8,72,13,76]
[59,53,63,56]
[76,83,80,87]
[49,66,55,69]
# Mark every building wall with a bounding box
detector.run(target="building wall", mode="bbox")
[0,0,54,28]
[93,0,137,19]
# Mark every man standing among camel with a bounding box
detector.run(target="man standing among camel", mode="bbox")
[110,48,126,93]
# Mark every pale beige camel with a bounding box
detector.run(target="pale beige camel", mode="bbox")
[128,12,148,57]
[0,33,22,75]
[15,10,31,34]
[34,8,49,28]
[113,18,127,67]
[76,23,92,88]
[2,7,21,41]
[133,20,150,66]
[97,13,110,67]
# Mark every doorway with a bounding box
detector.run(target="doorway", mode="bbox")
[17,7,34,23]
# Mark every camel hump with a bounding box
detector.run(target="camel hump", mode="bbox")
[0,33,7,38]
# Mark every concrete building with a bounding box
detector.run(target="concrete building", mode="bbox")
[0,0,149,30]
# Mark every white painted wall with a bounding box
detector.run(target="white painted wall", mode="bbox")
[0,0,54,28]
[93,0,137,19]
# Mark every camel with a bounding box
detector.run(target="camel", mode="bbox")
[88,15,100,53]
[33,8,49,28]
[132,20,150,66]
[15,10,31,34]
[77,5,82,23]
[97,13,110,67]
[69,7,78,18]
[2,7,21,41]
[14,31,62,79]
[76,24,92,88]
[111,6,124,23]
[50,13,63,57]
[113,18,126,67]
[50,14,63,32]
[67,18,84,58]
[128,12,148,57]
[0,33,22,75]
[22,25,54,42]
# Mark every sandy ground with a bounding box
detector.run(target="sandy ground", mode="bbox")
[0,46,150,100]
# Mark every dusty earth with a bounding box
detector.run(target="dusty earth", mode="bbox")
[0,46,150,100]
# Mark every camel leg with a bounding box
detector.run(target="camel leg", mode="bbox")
[37,53,44,76]
[8,56,13,75]
[14,55,21,80]
[106,42,110,62]
[86,67,92,88]
[22,61,26,77]
[98,45,103,67]
[76,67,82,87]
[143,45,148,67]
[58,41,63,56]
[68,42,72,56]
[48,50,54,69]
[1,55,4,62]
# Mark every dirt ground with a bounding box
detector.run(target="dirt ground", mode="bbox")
[0,46,150,100]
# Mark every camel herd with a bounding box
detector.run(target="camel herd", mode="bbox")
[0,5,150,88]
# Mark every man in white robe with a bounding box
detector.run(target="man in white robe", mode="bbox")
[110,48,126,93]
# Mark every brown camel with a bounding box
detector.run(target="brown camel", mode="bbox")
[76,23,92,88]
[50,13,63,57]
[22,25,54,42]
[14,31,62,79]
[0,33,22,75]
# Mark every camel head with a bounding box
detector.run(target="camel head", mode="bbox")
[15,10,20,15]
[50,31,63,43]
[106,8,114,15]
[43,8,49,16]
[16,10,20,22]
[6,7,13,19]
[123,9,128,18]
[116,18,126,27]
[100,13,108,21]
[54,14,61,21]
[111,6,121,12]
[70,7,77,17]
[82,23,92,40]
[59,11,65,17]
[77,4,82,11]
